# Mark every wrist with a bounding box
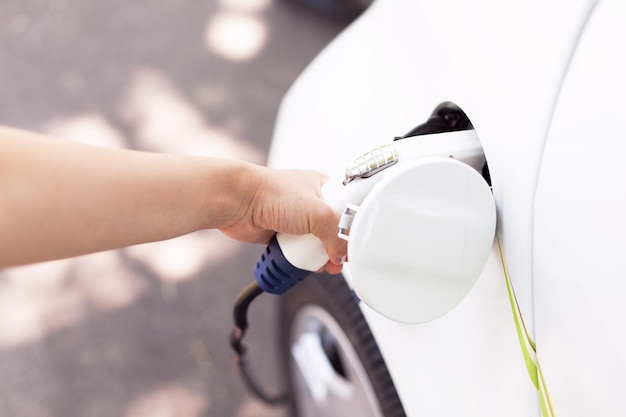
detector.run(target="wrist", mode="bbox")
[200,158,263,231]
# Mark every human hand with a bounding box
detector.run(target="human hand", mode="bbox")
[219,166,346,274]
[0,127,345,268]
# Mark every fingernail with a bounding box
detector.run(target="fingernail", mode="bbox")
[334,256,346,265]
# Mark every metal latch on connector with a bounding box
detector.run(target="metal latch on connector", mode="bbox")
[343,144,399,185]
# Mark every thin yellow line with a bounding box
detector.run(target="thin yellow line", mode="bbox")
[538,362,556,417]
[498,240,539,387]
[497,238,555,417]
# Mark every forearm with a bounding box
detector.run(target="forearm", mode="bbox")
[0,127,255,267]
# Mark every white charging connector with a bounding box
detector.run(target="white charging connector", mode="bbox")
[255,129,495,323]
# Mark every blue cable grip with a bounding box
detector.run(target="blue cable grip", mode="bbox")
[254,235,313,295]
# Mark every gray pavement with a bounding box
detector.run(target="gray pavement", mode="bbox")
[0,1,348,416]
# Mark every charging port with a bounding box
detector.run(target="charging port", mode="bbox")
[396,101,491,186]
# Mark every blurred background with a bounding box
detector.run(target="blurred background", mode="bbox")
[0,0,364,416]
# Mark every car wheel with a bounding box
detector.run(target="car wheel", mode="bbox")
[279,272,406,417]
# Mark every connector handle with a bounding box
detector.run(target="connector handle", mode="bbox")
[254,235,312,294]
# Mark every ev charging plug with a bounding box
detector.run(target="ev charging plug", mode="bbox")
[253,129,495,323]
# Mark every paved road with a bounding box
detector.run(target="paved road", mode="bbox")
[0,1,348,416]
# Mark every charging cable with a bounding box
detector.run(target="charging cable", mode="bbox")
[230,281,288,405]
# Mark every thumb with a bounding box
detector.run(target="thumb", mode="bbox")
[309,201,347,271]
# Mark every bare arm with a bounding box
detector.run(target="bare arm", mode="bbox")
[0,126,345,269]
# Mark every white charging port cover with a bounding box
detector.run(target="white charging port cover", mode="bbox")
[348,157,496,324]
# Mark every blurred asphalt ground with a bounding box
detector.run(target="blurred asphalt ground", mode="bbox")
[0,1,350,416]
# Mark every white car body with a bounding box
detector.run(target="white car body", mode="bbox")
[267,0,626,416]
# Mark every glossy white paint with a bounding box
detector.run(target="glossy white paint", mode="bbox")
[267,0,622,415]
[534,0,626,415]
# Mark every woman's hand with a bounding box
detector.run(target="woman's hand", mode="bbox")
[219,166,346,274]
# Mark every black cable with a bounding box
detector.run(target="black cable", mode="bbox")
[230,281,288,405]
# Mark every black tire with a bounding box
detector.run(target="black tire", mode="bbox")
[279,272,407,417]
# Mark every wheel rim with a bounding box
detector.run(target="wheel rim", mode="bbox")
[289,305,384,417]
